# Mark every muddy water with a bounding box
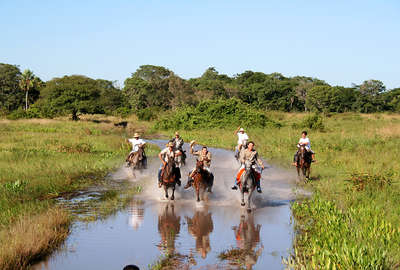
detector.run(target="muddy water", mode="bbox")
[33,141,300,270]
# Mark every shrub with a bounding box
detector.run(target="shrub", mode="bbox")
[154,98,281,130]
[301,113,325,131]
[137,107,160,121]
[6,107,42,120]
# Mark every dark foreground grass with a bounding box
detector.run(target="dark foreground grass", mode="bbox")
[158,112,400,269]
[0,116,151,270]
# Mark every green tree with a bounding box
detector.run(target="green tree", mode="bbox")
[19,69,42,110]
[39,75,104,120]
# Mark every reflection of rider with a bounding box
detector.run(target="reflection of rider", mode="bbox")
[233,214,263,270]
[158,142,181,187]
[158,204,180,255]
[292,131,316,166]
[186,209,214,259]
[232,141,264,193]
[184,141,213,191]
[234,127,249,158]
[126,133,146,163]
[128,200,144,230]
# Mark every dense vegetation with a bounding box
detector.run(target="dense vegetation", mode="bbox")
[2,63,400,119]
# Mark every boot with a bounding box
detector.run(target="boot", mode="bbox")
[158,169,162,188]
[176,179,181,186]
[184,176,193,189]
[256,180,262,193]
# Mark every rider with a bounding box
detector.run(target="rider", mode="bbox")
[171,131,185,165]
[158,142,181,187]
[126,132,146,165]
[234,126,249,159]
[232,141,264,193]
[184,141,213,192]
[292,131,316,166]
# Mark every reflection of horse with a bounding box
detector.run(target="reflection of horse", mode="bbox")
[296,144,311,181]
[192,160,213,202]
[186,209,214,259]
[126,146,147,175]
[240,161,256,212]
[157,204,180,254]
[160,156,179,200]
[232,213,263,270]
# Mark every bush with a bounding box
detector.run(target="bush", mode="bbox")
[137,107,160,121]
[301,113,325,131]
[154,98,281,130]
[6,107,42,120]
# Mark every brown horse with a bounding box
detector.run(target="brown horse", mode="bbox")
[296,145,311,181]
[160,156,178,200]
[239,161,256,212]
[126,146,147,172]
[192,159,213,202]
[186,209,214,259]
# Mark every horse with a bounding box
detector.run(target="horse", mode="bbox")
[126,146,147,174]
[160,156,179,200]
[192,159,213,202]
[174,149,186,168]
[239,161,256,212]
[296,144,311,182]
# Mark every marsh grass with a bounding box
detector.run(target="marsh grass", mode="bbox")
[0,116,149,269]
[157,112,400,269]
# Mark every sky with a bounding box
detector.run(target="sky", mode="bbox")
[1,0,399,89]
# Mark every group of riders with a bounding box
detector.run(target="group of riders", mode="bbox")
[126,128,316,194]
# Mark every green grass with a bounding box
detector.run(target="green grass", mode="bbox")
[157,112,400,269]
[0,116,150,269]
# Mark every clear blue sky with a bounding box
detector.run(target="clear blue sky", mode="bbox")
[1,0,399,89]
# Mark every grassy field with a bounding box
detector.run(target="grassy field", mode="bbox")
[0,116,155,270]
[158,112,400,269]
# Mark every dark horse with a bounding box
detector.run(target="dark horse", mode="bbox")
[240,161,256,212]
[296,145,311,181]
[160,156,179,200]
[126,146,147,170]
[192,160,213,202]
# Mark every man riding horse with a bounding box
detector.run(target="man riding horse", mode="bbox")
[232,141,264,193]
[292,131,316,166]
[234,126,249,159]
[184,141,213,192]
[171,131,186,167]
[126,132,146,167]
[158,142,181,187]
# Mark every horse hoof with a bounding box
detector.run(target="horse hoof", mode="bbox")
[171,196,174,200]
[241,202,245,207]
[165,195,168,199]
[197,199,200,202]
[247,208,252,213]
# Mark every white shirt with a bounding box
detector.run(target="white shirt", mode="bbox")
[128,138,145,152]
[298,137,311,150]
[160,147,175,162]
[237,132,249,145]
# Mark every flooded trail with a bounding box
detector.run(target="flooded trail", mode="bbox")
[33,141,301,270]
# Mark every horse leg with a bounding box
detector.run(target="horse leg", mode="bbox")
[164,185,168,199]
[241,185,245,207]
[171,185,175,200]
[196,185,200,202]
[247,189,253,213]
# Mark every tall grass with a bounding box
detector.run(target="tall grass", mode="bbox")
[158,112,400,269]
[0,116,145,269]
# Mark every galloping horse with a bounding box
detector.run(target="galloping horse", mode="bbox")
[239,161,256,212]
[160,156,178,200]
[126,146,147,172]
[192,159,213,202]
[296,144,311,181]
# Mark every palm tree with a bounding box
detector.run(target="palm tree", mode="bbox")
[19,69,38,110]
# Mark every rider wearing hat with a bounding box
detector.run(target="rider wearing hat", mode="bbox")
[126,132,146,163]
[184,141,213,192]
[232,141,264,193]
[234,126,249,159]
[158,141,181,187]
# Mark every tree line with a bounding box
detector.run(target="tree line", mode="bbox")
[1,63,400,120]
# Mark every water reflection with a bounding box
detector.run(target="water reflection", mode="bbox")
[157,203,181,254]
[128,200,145,230]
[186,208,214,259]
[232,213,263,270]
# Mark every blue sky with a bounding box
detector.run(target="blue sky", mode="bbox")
[1,0,399,88]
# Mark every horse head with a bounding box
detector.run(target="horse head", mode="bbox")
[195,159,203,173]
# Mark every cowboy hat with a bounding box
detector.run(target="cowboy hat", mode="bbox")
[133,132,140,138]
[239,128,244,132]
[190,140,196,146]
[167,142,174,147]
[175,131,179,136]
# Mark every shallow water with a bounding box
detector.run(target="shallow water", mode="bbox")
[33,141,300,270]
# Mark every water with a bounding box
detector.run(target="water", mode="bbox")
[33,141,300,270]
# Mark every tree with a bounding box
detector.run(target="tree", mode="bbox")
[0,63,23,114]
[356,80,386,96]
[19,69,42,110]
[39,75,105,120]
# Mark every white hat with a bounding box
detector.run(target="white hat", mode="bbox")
[239,128,244,132]
[134,132,140,137]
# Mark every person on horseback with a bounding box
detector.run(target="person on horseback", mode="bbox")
[232,141,264,193]
[184,141,213,191]
[158,142,181,188]
[292,131,316,166]
[171,131,186,167]
[126,133,146,165]
[234,126,249,159]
